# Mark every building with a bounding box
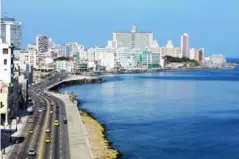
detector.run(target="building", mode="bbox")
[189,48,196,60]
[112,25,156,49]
[0,41,22,126]
[210,54,225,65]
[181,33,189,58]
[1,14,22,49]
[138,50,161,68]
[36,35,49,53]
[195,48,204,63]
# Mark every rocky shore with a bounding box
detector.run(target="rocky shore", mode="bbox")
[79,109,122,159]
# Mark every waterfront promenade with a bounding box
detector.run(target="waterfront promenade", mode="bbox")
[46,75,99,159]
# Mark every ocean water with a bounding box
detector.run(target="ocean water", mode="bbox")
[60,67,239,159]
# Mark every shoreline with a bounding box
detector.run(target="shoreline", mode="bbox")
[48,77,122,159]
[92,66,236,76]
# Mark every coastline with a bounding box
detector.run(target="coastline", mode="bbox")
[48,77,122,159]
[93,66,236,76]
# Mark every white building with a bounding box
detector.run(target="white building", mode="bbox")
[210,54,225,65]
[0,41,21,126]
[112,25,157,49]
[189,48,196,60]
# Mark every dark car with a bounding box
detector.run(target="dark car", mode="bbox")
[34,115,39,118]
[43,107,47,111]
[63,118,67,124]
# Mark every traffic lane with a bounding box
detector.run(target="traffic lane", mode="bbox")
[15,94,43,158]
[32,96,48,157]
[50,97,60,159]
[53,96,71,159]
[42,96,55,159]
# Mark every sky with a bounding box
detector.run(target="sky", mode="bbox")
[3,0,239,57]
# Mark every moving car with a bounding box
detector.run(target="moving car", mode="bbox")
[45,137,51,143]
[54,120,59,126]
[28,149,36,156]
[28,119,33,123]
[46,129,51,133]
[43,107,47,111]
[38,108,42,112]
[29,129,33,134]
[50,110,53,114]
[63,118,67,124]
[34,114,39,118]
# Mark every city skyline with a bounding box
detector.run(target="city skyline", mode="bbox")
[2,0,238,57]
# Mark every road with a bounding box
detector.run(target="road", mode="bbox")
[7,73,70,159]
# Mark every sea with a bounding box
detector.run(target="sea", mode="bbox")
[61,64,239,159]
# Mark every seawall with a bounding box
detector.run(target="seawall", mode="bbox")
[46,75,121,159]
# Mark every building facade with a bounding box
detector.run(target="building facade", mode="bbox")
[36,35,49,53]
[112,25,155,49]
[181,33,189,58]
[1,15,22,49]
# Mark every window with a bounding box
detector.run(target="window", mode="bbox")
[3,48,8,54]
[4,59,7,65]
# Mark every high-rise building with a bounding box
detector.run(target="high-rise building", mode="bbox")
[195,48,204,63]
[1,14,22,49]
[36,35,49,53]
[112,25,155,49]
[181,33,189,58]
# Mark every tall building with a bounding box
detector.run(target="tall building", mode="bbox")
[195,48,204,63]
[1,13,22,49]
[181,33,189,58]
[36,35,49,53]
[112,25,155,49]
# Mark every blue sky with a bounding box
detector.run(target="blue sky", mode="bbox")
[3,0,239,57]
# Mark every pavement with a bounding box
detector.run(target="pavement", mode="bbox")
[0,114,29,159]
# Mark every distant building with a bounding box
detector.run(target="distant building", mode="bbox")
[195,48,204,63]
[112,25,156,49]
[189,48,196,60]
[36,35,49,53]
[210,54,225,65]
[1,14,22,49]
[181,33,189,58]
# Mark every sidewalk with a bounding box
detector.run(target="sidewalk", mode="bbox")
[0,114,29,159]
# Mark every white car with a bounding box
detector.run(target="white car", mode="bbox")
[46,129,51,133]
[50,110,53,114]
[28,119,33,123]
[28,149,36,156]
[38,108,42,112]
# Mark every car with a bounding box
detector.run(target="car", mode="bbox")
[28,119,33,123]
[34,115,39,118]
[43,107,47,111]
[45,137,51,143]
[28,149,36,156]
[54,120,59,126]
[38,108,42,112]
[29,129,33,134]
[46,129,51,133]
[50,110,53,114]
[56,105,59,108]
[63,118,67,124]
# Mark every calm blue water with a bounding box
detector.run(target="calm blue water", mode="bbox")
[61,68,239,159]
